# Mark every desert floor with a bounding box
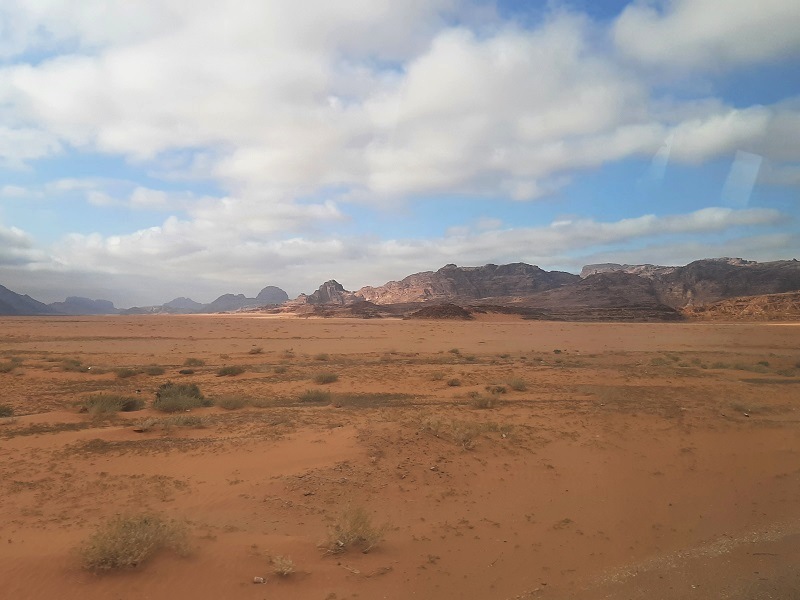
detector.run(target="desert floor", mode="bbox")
[1,315,799,599]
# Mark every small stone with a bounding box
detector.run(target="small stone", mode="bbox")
[253,576,266,584]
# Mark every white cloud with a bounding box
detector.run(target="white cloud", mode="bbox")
[614,0,800,69]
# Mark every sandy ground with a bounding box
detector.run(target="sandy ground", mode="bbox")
[1,315,799,599]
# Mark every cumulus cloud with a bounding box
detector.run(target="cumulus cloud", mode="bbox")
[614,0,800,69]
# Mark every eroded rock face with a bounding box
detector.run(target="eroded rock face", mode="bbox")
[298,280,360,305]
[357,263,579,305]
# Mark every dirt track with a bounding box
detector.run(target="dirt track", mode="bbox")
[1,315,799,599]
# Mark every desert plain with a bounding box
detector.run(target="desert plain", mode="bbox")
[0,314,799,600]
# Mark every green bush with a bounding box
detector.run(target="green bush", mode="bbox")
[81,514,189,570]
[313,372,339,384]
[83,394,145,415]
[153,382,210,413]
[217,365,245,377]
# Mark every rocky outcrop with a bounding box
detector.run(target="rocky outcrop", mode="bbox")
[296,280,360,305]
[48,297,118,315]
[682,291,800,321]
[162,297,204,311]
[357,263,579,304]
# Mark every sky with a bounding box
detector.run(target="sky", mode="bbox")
[0,0,799,307]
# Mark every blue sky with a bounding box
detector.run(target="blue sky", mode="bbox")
[0,0,798,306]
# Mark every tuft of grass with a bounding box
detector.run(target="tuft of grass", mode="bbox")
[271,555,296,577]
[183,358,205,367]
[448,348,461,355]
[153,382,210,413]
[314,353,330,361]
[313,372,339,384]
[217,365,245,377]
[325,506,385,554]
[0,404,13,418]
[115,367,141,379]
[298,389,332,404]
[82,394,145,415]
[144,365,165,376]
[446,378,461,387]
[81,514,189,570]
[274,365,288,374]
[248,347,264,355]
[430,371,445,381]
[507,377,527,392]
[216,395,249,410]
[0,362,17,373]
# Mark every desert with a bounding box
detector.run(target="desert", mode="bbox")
[1,314,799,600]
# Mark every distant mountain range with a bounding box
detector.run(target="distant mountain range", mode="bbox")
[1,258,799,320]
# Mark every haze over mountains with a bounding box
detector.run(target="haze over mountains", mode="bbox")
[1,258,798,320]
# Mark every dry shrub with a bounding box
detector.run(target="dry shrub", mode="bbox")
[325,506,385,554]
[298,389,331,404]
[313,372,339,384]
[83,394,145,415]
[271,555,296,576]
[135,415,207,432]
[153,382,210,413]
[446,378,461,387]
[0,404,13,418]
[217,365,245,377]
[217,395,249,410]
[115,367,141,379]
[81,514,189,570]
[144,365,165,376]
[183,358,205,367]
[249,347,264,355]
[0,362,16,373]
[507,377,527,391]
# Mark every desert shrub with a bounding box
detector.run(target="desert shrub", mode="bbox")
[183,358,205,367]
[650,357,670,366]
[507,377,527,391]
[446,378,461,387]
[83,394,145,415]
[485,385,506,395]
[0,404,13,418]
[217,395,248,410]
[711,362,729,369]
[62,358,90,373]
[178,368,194,375]
[314,353,330,361]
[464,355,477,362]
[274,365,288,374]
[248,346,264,355]
[313,372,339,384]
[469,394,496,409]
[325,506,385,554]
[217,365,245,377]
[448,348,461,355]
[430,371,445,381]
[0,362,16,373]
[135,415,207,432]
[298,389,331,404]
[81,514,189,570]
[115,367,141,379]
[271,555,296,576]
[144,366,165,376]
[153,382,209,413]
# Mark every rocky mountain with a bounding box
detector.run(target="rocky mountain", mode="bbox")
[580,258,800,308]
[256,286,289,305]
[357,263,579,304]
[0,284,56,315]
[48,297,119,315]
[162,297,204,311]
